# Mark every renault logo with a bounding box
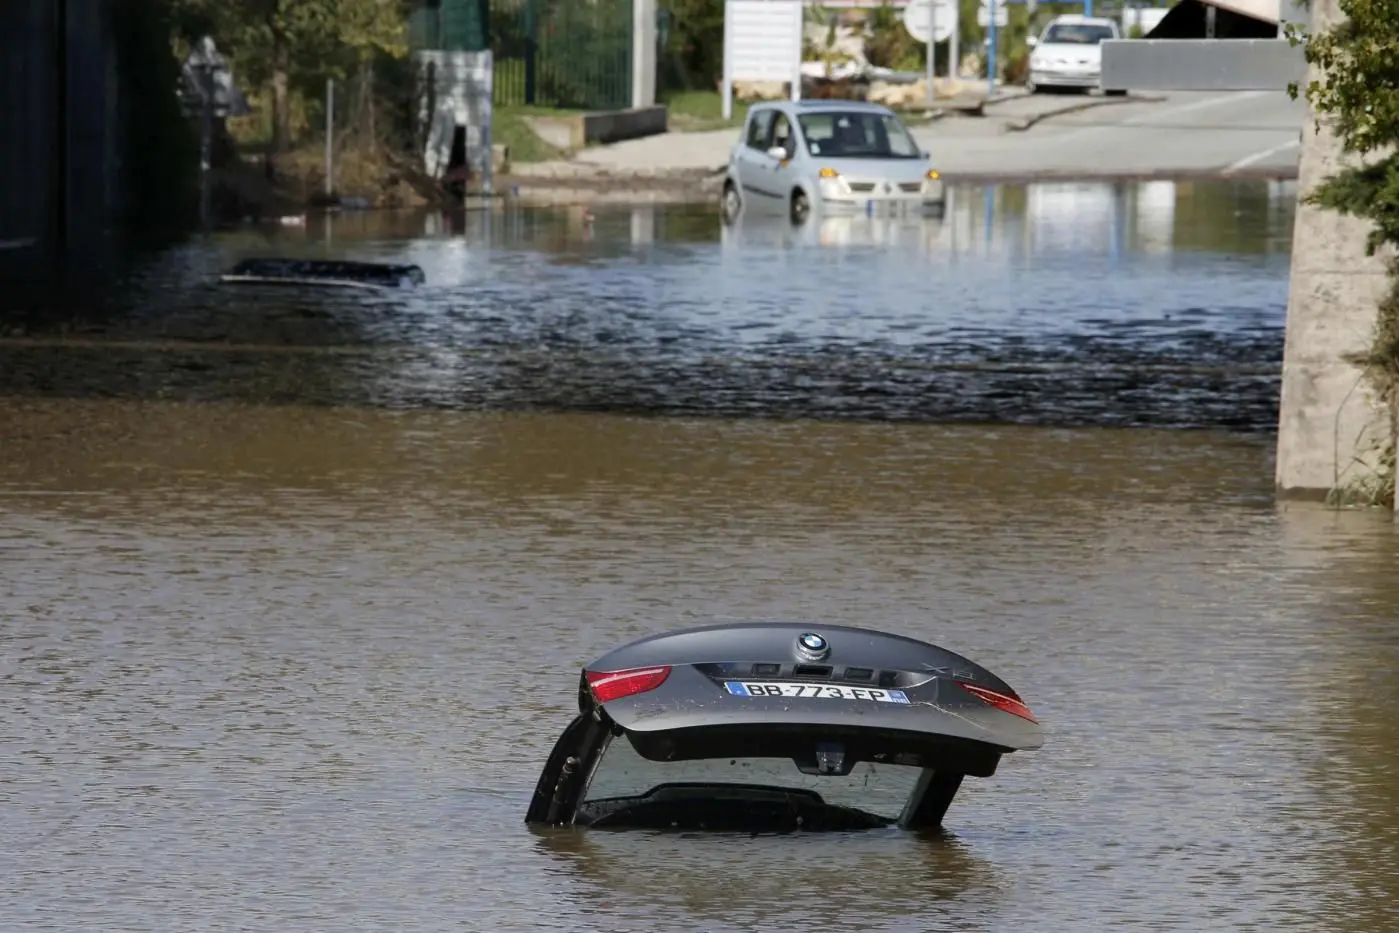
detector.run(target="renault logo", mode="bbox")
[796,632,829,660]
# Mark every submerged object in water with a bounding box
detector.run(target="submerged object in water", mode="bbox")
[525,621,1043,833]
[218,258,426,291]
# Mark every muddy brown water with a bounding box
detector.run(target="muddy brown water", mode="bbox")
[3,182,1397,932]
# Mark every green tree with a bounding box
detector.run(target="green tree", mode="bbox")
[174,0,409,153]
[1288,0,1399,256]
[658,0,726,92]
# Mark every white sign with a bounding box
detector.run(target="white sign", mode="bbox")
[977,4,1008,27]
[902,0,956,44]
[722,0,804,120]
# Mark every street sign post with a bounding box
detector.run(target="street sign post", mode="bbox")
[903,0,956,43]
[976,4,1008,26]
[981,0,1001,95]
[902,0,956,103]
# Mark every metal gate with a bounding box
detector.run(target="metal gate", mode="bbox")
[492,0,634,111]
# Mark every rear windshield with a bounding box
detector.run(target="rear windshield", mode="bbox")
[581,732,922,821]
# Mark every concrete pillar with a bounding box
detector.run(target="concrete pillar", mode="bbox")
[632,0,657,110]
[1275,0,1394,499]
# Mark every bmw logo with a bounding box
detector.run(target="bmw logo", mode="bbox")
[797,632,829,659]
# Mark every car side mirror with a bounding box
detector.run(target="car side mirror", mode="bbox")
[767,145,789,161]
[1026,36,1038,47]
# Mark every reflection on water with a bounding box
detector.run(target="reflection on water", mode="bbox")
[0,180,1291,431]
[531,825,997,926]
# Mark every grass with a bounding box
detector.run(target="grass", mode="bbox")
[656,88,946,130]
[493,104,581,164]
[495,94,748,163]
[661,90,749,132]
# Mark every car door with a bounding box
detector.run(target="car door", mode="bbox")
[734,107,778,208]
[524,708,609,825]
[755,110,800,204]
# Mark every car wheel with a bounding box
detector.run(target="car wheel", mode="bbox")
[721,182,741,225]
[790,189,810,225]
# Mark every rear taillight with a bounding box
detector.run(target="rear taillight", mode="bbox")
[586,666,671,703]
[959,682,1037,723]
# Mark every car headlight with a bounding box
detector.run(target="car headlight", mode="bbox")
[818,168,848,195]
[926,169,940,181]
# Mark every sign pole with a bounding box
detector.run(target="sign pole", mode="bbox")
[791,0,802,101]
[325,78,334,198]
[721,0,733,120]
[987,0,998,97]
[925,4,935,105]
[950,8,959,80]
[482,55,494,199]
[198,64,212,230]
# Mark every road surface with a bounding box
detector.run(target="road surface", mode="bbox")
[555,89,1304,182]
[919,89,1304,180]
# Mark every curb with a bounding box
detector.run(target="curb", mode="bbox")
[982,91,1032,109]
[1002,92,1169,133]
[939,166,1300,184]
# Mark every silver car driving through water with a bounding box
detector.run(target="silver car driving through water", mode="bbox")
[721,100,946,225]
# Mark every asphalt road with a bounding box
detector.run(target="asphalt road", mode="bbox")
[916,89,1305,180]
[563,89,1305,183]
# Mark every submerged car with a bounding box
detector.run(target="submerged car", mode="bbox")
[1026,14,1126,95]
[720,101,947,226]
[218,258,426,291]
[526,622,1042,833]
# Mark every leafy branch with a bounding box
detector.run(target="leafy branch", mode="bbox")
[1284,0,1399,257]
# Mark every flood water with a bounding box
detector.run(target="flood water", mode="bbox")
[2,179,1295,430]
[4,181,1398,932]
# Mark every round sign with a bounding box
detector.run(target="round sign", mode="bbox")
[902,0,956,44]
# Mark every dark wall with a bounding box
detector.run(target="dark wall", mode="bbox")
[1146,1,1281,39]
[0,0,123,290]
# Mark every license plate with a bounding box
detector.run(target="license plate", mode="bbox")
[725,681,910,704]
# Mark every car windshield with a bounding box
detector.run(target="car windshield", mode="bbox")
[797,111,921,160]
[578,733,923,831]
[1041,23,1116,43]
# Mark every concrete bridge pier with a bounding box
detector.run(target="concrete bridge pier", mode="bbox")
[1103,0,1394,503]
[1273,0,1393,502]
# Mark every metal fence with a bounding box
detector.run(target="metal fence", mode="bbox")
[409,0,490,52]
[490,0,634,111]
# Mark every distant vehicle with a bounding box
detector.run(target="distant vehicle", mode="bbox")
[720,101,947,226]
[1026,14,1127,96]
[525,622,1043,833]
